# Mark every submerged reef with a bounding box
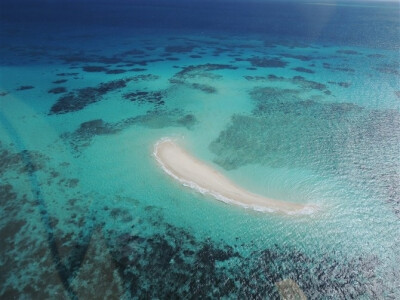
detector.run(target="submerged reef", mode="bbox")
[109,216,392,298]
[49,75,159,114]
[48,87,67,94]
[52,79,68,84]
[244,74,331,94]
[278,53,315,61]
[130,68,147,72]
[16,85,34,91]
[82,66,108,73]
[1,190,383,299]
[1,178,382,300]
[323,63,355,73]
[169,64,237,94]
[174,64,238,80]
[0,142,47,176]
[210,87,400,216]
[247,57,288,68]
[292,67,315,74]
[106,69,127,74]
[328,81,352,88]
[116,109,197,130]
[61,119,119,151]
[62,109,197,152]
[291,76,329,92]
[56,72,79,77]
[50,79,131,114]
[375,62,400,76]
[82,65,127,74]
[123,90,164,106]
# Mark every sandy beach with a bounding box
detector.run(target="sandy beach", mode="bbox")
[154,138,315,214]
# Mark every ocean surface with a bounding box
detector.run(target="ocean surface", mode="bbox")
[1,0,399,298]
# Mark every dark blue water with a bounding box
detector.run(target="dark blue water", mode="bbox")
[1,0,399,49]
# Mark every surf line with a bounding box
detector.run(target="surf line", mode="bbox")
[153,138,317,215]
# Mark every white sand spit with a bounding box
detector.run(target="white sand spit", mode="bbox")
[154,138,316,215]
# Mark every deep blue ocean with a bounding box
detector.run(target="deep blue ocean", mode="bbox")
[1,1,399,299]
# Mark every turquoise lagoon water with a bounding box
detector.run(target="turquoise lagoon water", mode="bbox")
[1,1,400,298]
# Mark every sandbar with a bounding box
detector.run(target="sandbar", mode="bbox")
[154,138,316,215]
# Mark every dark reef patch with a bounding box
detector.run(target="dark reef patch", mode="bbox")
[49,75,159,114]
[169,64,236,93]
[292,76,328,92]
[0,142,47,176]
[130,58,164,66]
[123,90,165,106]
[118,109,197,130]
[244,75,269,82]
[375,63,400,76]
[165,45,197,53]
[50,80,130,114]
[62,109,197,151]
[323,63,355,73]
[244,75,331,94]
[190,55,202,58]
[189,83,217,94]
[279,53,314,61]
[52,79,68,84]
[105,69,127,74]
[75,119,119,137]
[56,72,79,77]
[61,119,120,150]
[0,183,18,209]
[0,91,9,97]
[328,81,352,88]
[82,66,108,73]
[48,87,67,94]
[174,64,238,79]
[367,54,385,58]
[16,85,34,91]
[58,178,79,189]
[212,47,230,56]
[0,175,95,299]
[103,203,386,299]
[248,57,288,68]
[292,67,315,74]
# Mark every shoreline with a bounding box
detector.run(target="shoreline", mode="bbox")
[154,138,317,215]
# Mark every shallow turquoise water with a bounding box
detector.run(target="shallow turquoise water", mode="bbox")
[1,2,400,298]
